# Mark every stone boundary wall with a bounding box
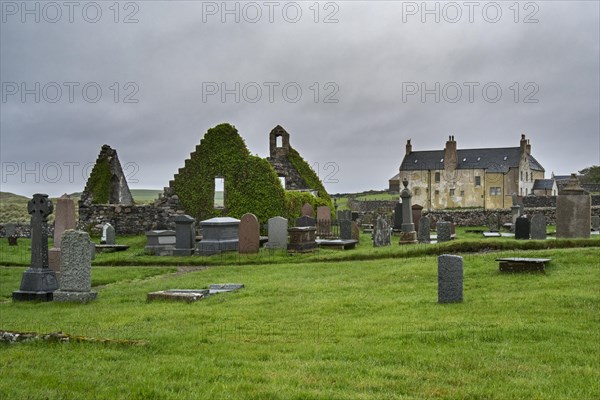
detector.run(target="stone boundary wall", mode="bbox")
[347,199,397,213]
[77,204,179,235]
[523,195,600,208]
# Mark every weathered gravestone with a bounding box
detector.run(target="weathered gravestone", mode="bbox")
[592,215,600,231]
[301,203,314,217]
[340,219,352,240]
[417,216,431,244]
[316,206,331,237]
[267,216,288,249]
[511,193,521,232]
[105,223,116,245]
[53,230,97,303]
[412,204,423,233]
[399,179,417,244]
[438,255,463,303]
[173,215,196,256]
[287,226,317,252]
[530,213,547,240]
[372,215,391,247]
[556,174,591,239]
[296,215,316,228]
[393,202,403,230]
[515,216,530,240]
[486,213,500,232]
[437,221,452,243]
[239,213,260,254]
[145,230,176,256]
[5,223,17,246]
[13,194,58,301]
[351,221,360,242]
[48,194,77,278]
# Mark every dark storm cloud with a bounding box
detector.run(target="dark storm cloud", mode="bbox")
[1,1,598,196]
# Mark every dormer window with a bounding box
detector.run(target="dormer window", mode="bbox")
[503,156,508,161]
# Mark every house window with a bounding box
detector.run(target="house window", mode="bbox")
[475,176,481,186]
[414,188,420,196]
[435,172,440,183]
[450,189,455,196]
[490,187,501,196]
[276,135,283,148]
[521,171,523,180]
[279,176,286,188]
[460,190,465,196]
[435,190,440,196]
[214,177,224,208]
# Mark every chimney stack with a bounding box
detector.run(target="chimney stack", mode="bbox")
[520,134,527,154]
[406,139,412,155]
[526,139,531,155]
[444,135,458,170]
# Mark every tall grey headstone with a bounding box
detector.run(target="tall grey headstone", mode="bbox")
[510,193,521,232]
[437,221,452,243]
[340,220,352,240]
[53,230,97,303]
[530,213,547,240]
[515,216,530,240]
[556,174,591,239]
[174,215,196,256]
[267,216,288,249]
[5,223,17,246]
[393,202,403,230]
[417,216,431,243]
[372,215,391,247]
[399,179,417,244]
[105,223,116,245]
[438,254,463,303]
[592,215,600,231]
[12,194,58,301]
[48,194,77,278]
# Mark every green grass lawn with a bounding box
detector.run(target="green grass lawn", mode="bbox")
[0,247,598,399]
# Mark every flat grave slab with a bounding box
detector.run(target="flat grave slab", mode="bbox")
[315,239,358,250]
[95,244,130,253]
[483,232,501,237]
[495,257,551,273]
[147,284,244,303]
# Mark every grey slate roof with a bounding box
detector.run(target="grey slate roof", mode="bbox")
[533,179,555,190]
[400,147,544,173]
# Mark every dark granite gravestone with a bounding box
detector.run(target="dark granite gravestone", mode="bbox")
[197,217,240,255]
[373,215,391,247]
[6,223,17,246]
[530,213,546,240]
[399,179,417,244]
[12,194,58,301]
[239,213,260,254]
[556,174,591,239]
[340,219,352,240]
[592,215,600,231]
[267,216,288,249]
[393,202,402,230]
[438,255,463,303]
[515,216,530,240]
[412,204,423,234]
[417,216,431,244]
[287,226,317,252]
[301,203,314,217]
[173,215,196,256]
[437,221,452,242]
[296,215,316,228]
[53,230,97,303]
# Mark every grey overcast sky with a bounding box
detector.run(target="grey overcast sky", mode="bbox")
[1,1,599,197]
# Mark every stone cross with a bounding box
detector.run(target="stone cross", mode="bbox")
[28,193,54,268]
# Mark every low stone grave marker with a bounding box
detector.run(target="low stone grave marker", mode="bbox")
[145,230,176,256]
[438,255,463,304]
[53,230,97,303]
[496,257,551,272]
[437,221,452,242]
[515,216,530,240]
[530,213,547,240]
[147,284,244,303]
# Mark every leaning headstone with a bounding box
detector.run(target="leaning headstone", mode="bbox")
[296,215,316,228]
[239,213,260,254]
[5,223,17,246]
[105,224,116,245]
[417,216,431,243]
[515,216,530,240]
[393,202,403,230]
[267,216,288,249]
[301,203,314,217]
[48,194,77,278]
[592,215,600,231]
[13,194,58,301]
[53,230,97,303]
[399,179,417,244]
[438,255,463,303]
[556,174,591,239]
[372,215,391,247]
[437,221,452,243]
[530,213,547,240]
[173,215,196,256]
[340,219,352,240]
